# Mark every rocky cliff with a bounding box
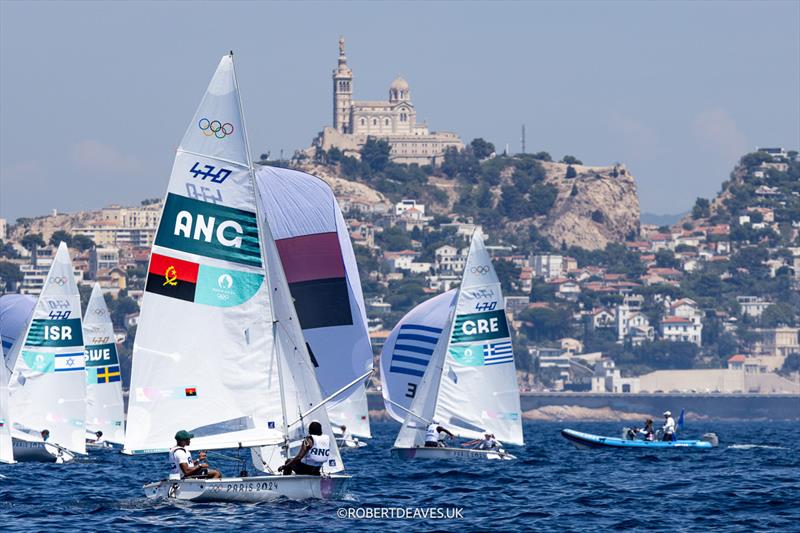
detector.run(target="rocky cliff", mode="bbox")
[535,161,640,249]
[295,157,640,250]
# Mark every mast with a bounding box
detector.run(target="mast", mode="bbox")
[230,51,291,442]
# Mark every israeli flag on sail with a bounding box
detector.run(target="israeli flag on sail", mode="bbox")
[483,340,513,366]
[55,352,85,372]
[389,324,442,378]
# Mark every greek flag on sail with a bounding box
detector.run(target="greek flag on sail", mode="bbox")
[389,324,443,378]
[483,341,513,366]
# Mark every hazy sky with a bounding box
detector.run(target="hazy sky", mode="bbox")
[1,0,798,222]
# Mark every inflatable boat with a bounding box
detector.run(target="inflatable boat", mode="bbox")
[561,429,718,449]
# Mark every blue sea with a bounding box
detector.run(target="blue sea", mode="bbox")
[1,421,798,531]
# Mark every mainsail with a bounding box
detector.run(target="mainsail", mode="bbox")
[0,326,14,463]
[256,166,373,438]
[7,242,87,454]
[83,283,125,444]
[393,231,523,448]
[123,54,344,475]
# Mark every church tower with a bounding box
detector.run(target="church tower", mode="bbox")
[332,37,353,133]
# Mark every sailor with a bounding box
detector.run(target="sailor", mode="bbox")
[463,433,500,450]
[424,421,454,448]
[169,430,222,479]
[40,429,50,442]
[94,431,105,445]
[339,425,351,442]
[642,419,655,441]
[661,411,676,441]
[279,421,331,476]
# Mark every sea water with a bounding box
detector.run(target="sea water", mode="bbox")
[0,421,797,531]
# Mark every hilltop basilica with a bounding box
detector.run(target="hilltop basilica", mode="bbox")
[311,38,463,166]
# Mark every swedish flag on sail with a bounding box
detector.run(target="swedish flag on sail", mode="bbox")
[95,365,121,384]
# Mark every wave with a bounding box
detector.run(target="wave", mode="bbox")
[727,444,789,450]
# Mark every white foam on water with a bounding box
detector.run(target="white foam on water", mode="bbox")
[727,444,789,450]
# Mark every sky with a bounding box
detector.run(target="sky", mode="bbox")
[1,0,798,222]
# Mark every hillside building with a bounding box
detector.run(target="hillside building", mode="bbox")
[311,38,463,165]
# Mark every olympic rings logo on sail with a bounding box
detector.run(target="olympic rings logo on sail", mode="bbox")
[50,276,67,286]
[199,118,234,139]
[470,266,490,274]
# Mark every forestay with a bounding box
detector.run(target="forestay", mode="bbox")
[123,56,283,454]
[380,289,456,423]
[256,166,373,438]
[7,243,87,454]
[83,283,125,444]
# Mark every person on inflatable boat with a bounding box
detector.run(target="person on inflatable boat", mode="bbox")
[661,411,676,441]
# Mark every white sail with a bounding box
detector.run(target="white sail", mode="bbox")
[123,55,283,454]
[249,210,345,474]
[0,331,14,463]
[394,231,523,448]
[7,242,87,454]
[83,283,125,444]
[256,166,373,438]
[1,294,35,360]
[328,388,371,439]
[433,231,523,445]
[379,289,456,423]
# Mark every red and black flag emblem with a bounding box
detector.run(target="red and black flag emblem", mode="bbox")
[146,253,199,302]
[185,387,197,397]
[275,232,353,329]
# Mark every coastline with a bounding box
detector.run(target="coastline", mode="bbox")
[366,391,800,421]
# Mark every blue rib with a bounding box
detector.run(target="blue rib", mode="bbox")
[394,344,434,355]
[391,354,429,367]
[397,333,439,343]
[400,324,443,334]
[389,366,425,377]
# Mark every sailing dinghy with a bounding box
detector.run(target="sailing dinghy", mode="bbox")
[381,231,523,461]
[6,243,86,463]
[257,166,373,448]
[123,53,348,502]
[83,283,125,448]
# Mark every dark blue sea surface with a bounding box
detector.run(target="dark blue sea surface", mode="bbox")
[1,421,798,531]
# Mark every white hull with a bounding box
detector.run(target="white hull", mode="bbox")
[144,474,351,502]
[12,438,75,463]
[391,446,515,461]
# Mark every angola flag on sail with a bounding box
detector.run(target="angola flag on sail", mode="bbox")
[145,253,199,302]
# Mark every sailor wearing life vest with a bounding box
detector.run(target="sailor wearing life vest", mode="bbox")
[424,420,455,448]
[169,429,222,480]
[279,421,332,476]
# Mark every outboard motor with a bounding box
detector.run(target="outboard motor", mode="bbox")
[701,433,719,447]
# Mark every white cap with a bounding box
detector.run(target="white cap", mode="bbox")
[663,411,671,416]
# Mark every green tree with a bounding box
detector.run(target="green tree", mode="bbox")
[21,233,45,251]
[0,261,23,292]
[761,303,797,327]
[565,165,577,179]
[470,138,495,159]
[561,155,583,165]
[692,197,710,219]
[71,234,96,252]
[49,230,73,248]
[532,151,552,162]
[360,137,391,173]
